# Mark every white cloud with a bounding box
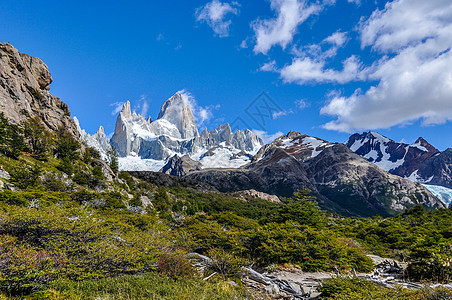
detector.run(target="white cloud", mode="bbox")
[252,0,322,54]
[195,0,240,37]
[279,55,362,84]
[239,39,249,49]
[323,31,348,47]
[260,60,277,72]
[272,109,293,119]
[110,102,125,116]
[321,0,452,132]
[347,0,361,5]
[360,0,451,53]
[261,30,355,84]
[138,95,149,117]
[295,99,309,109]
[252,130,284,144]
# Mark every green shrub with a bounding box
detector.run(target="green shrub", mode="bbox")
[0,113,26,159]
[22,117,53,161]
[206,248,247,276]
[57,157,73,176]
[92,165,104,180]
[82,147,100,164]
[72,171,89,185]
[9,163,42,189]
[54,133,80,161]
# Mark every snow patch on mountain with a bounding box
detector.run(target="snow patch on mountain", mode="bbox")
[118,156,166,172]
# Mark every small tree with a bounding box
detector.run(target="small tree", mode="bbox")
[0,113,26,159]
[55,132,80,161]
[22,117,53,160]
[107,147,118,174]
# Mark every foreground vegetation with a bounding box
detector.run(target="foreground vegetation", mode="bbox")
[0,114,451,299]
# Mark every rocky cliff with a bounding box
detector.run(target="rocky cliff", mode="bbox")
[0,43,79,137]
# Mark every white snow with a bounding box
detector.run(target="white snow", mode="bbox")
[195,146,251,169]
[423,184,452,207]
[364,150,378,161]
[349,138,366,152]
[300,137,333,159]
[406,170,434,184]
[280,138,294,148]
[410,141,428,152]
[118,156,166,171]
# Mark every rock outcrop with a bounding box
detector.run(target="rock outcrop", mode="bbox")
[0,43,79,137]
[160,155,202,177]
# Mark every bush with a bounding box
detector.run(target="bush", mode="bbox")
[0,113,25,159]
[9,163,42,189]
[206,248,246,276]
[72,171,89,185]
[158,253,195,278]
[57,157,73,176]
[92,165,104,180]
[22,117,53,160]
[82,147,100,164]
[54,132,80,161]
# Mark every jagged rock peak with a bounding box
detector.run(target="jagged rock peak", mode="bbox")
[120,101,132,118]
[157,91,199,139]
[97,126,105,135]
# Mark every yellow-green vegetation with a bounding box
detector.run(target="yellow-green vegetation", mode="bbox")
[332,205,452,282]
[19,274,246,300]
[319,276,452,300]
[0,115,452,299]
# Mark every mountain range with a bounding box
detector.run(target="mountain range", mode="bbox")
[80,103,448,216]
[0,42,449,217]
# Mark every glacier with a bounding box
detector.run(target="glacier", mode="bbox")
[423,184,452,207]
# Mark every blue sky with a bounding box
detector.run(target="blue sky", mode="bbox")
[1,0,451,149]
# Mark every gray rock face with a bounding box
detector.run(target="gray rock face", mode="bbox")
[187,132,444,217]
[157,92,199,139]
[0,166,10,180]
[0,43,79,137]
[160,155,202,177]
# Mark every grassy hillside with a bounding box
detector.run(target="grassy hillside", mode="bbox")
[0,115,451,299]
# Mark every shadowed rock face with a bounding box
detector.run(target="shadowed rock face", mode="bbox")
[160,155,202,177]
[418,149,452,188]
[0,43,79,137]
[186,132,444,217]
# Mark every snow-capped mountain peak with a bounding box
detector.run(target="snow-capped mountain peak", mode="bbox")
[76,91,264,171]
